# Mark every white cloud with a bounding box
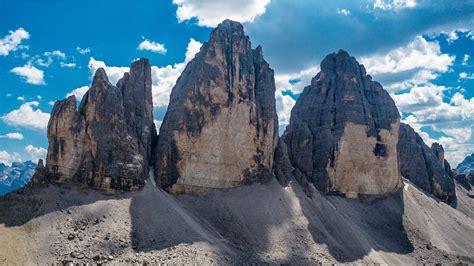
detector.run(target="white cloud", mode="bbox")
[0,28,30,56]
[10,63,45,85]
[150,38,202,107]
[44,50,66,59]
[462,54,470,66]
[66,86,89,101]
[88,57,129,85]
[17,96,25,101]
[373,0,416,11]
[395,84,474,165]
[25,145,47,163]
[87,38,202,109]
[274,66,319,94]
[0,151,22,166]
[173,0,271,27]
[0,132,24,140]
[360,36,454,92]
[1,101,50,130]
[137,39,167,54]
[337,8,351,15]
[60,62,76,68]
[459,72,474,80]
[76,47,91,55]
[275,91,295,130]
[154,120,162,132]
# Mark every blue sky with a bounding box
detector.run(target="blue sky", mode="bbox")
[0,0,473,166]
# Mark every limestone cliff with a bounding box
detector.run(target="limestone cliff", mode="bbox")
[154,20,278,193]
[41,59,156,192]
[281,50,402,197]
[397,123,456,204]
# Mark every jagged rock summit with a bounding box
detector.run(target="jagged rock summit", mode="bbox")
[36,59,156,192]
[154,19,278,193]
[397,124,456,204]
[281,50,402,197]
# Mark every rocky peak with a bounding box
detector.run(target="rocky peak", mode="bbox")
[397,123,456,205]
[39,60,156,193]
[154,20,278,193]
[281,50,401,197]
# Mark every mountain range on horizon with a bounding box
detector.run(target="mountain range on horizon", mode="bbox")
[0,19,473,265]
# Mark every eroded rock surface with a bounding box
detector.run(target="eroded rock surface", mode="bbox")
[41,59,156,192]
[282,50,402,197]
[397,123,456,204]
[154,20,278,193]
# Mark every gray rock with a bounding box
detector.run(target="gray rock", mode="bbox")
[38,59,156,192]
[457,153,474,174]
[154,20,278,193]
[397,123,456,205]
[282,50,402,197]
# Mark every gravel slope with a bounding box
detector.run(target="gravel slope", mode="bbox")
[0,178,473,264]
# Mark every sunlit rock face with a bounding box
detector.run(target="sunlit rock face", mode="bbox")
[398,124,456,205]
[282,50,402,198]
[43,59,156,192]
[154,20,278,193]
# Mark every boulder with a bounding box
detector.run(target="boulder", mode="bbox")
[154,20,278,193]
[282,50,401,198]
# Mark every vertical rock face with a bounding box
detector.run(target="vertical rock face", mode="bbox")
[42,59,155,192]
[397,123,456,204]
[154,20,278,193]
[282,50,402,197]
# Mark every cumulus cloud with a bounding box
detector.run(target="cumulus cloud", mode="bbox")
[0,132,24,140]
[66,86,89,101]
[0,150,22,166]
[87,38,202,109]
[336,8,351,16]
[76,47,91,55]
[88,57,129,85]
[373,0,417,11]
[137,39,167,54]
[60,62,76,68]
[10,63,45,85]
[360,36,454,91]
[25,145,47,163]
[0,27,30,56]
[1,101,50,130]
[245,1,473,72]
[394,84,474,165]
[275,66,319,94]
[173,0,271,27]
[459,72,474,80]
[17,96,25,101]
[275,91,296,134]
[462,54,470,66]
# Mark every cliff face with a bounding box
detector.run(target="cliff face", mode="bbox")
[397,123,456,204]
[154,20,278,193]
[43,59,156,192]
[281,50,402,197]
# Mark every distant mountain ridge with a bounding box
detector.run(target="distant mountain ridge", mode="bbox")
[457,153,474,174]
[0,161,36,195]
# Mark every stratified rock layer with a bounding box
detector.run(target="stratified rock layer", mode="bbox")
[154,20,278,193]
[397,123,456,204]
[43,59,155,192]
[282,50,402,197]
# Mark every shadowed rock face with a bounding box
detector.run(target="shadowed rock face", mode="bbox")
[42,59,156,192]
[457,153,474,174]
[154,20,278,193]
[282,50,402,197]
[397,123,456,204]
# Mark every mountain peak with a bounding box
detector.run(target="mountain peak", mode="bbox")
[92,67,110,86]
